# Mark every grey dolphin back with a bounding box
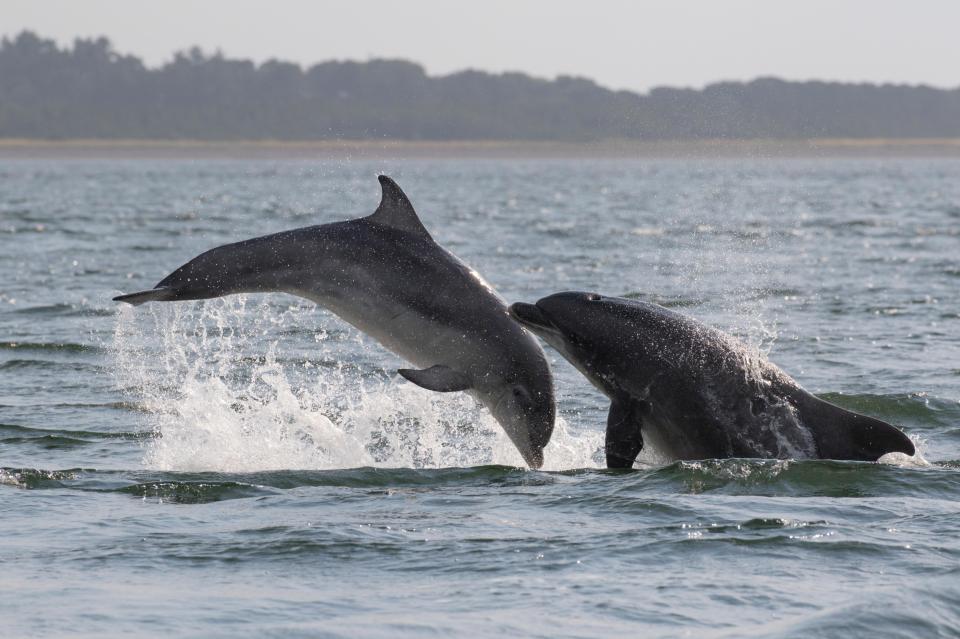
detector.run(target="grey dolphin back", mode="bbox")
[794,392,915,460]
[366,175,433,239]
[113,175,428,306]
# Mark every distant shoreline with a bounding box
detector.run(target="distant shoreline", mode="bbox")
[2,138,960,159]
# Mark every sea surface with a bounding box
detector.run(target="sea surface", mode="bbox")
[1,157,959,637]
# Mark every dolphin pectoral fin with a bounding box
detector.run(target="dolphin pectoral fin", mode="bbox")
[398,365,472,392]
[112,287,176,306]
[605,396,645,469]
[800,394,915,461]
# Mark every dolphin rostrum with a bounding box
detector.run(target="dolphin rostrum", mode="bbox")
[509,292,914,468]
[115,176,556,468]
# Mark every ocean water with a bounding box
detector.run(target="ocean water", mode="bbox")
[1,157,959,637]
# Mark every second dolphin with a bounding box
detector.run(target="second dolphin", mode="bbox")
[510,292,914,467]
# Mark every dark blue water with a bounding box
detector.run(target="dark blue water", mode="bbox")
[2,157,959,637]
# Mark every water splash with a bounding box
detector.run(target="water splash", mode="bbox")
[879,432,930,467]
[660,198,783,357]
[112,296,603,472]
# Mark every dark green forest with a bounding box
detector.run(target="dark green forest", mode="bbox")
[1,31,958,141]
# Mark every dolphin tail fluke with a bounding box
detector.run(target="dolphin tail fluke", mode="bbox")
[113,287,177,306]
[801,395,915,461]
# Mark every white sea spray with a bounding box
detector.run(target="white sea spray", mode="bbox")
[112,296,603,472]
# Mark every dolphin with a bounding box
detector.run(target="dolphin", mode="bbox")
[114,175,555,468]
[509,292,914,468]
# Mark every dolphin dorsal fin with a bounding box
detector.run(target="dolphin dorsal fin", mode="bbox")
[367,175,432,239]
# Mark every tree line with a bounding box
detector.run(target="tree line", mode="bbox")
[2,31,958,141]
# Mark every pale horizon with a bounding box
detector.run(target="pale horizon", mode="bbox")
[3,0,959,93]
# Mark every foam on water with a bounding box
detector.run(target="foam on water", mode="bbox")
[112,296,603,472]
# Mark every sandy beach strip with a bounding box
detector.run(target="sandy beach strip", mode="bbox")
[2,137,960,159]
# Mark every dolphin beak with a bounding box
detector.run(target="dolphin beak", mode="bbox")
[508,302,556,332]
[491,386,550,470]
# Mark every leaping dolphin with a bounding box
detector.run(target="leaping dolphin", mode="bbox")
[509,292,914,468]
[115,176,556,468]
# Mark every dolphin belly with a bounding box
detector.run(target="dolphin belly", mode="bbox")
[315,291,489,372]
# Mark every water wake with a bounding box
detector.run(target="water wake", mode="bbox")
[112,296,603,472]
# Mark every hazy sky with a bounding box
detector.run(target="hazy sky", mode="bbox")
[4,0,959,92]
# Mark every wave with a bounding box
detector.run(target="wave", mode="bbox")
[5,458,958,505]
[0,359,104,372]
[0,341,104,354]
[819,392,960,429]
[641,458,958,498]
[10,303,115,317]
[0,423,153,450]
